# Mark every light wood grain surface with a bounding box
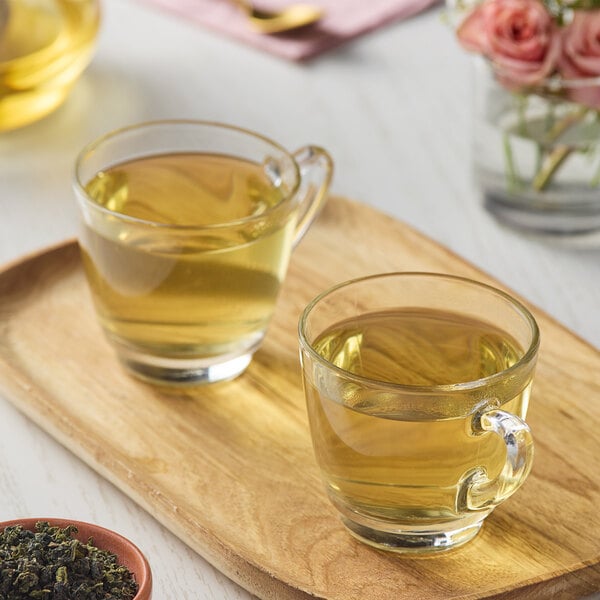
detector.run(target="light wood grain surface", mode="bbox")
[0,198,599,599]
[1,1,599,598]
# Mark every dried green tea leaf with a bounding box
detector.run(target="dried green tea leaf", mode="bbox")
[0,521,138,599]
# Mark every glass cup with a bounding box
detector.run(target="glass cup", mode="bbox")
[74,120,333,385]
[299,272,539,554]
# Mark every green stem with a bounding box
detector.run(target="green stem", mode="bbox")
[535,105,555,175]
[517,95,528,137]
[503,133,520,192]
[532,145,573,191]
[542,106,588,145]
[532,106,589,192]
[590,155,600,188]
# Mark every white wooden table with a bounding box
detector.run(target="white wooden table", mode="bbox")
[1,0,599,597]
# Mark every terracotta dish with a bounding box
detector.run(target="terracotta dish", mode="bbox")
[0,518,152,600]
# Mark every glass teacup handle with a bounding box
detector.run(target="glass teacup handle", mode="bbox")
[292,146,334,246]
[464,408,534,511]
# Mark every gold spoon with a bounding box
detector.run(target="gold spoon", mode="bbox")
[230,0,323,34]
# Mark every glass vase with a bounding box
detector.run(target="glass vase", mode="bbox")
[473,58,600,237]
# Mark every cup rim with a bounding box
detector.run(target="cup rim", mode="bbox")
[73,119,302,231]
[298,271,540,394]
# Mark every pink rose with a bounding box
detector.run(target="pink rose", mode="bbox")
[558,12,600,109]
[457,0,561,87]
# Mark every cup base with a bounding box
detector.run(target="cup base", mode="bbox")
[116,348,253,386]
[340,516,483,554]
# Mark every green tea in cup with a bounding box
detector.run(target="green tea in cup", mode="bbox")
[299,273,539,553]
[74,120,332,385]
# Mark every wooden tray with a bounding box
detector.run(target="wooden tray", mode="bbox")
[0,197,599,600]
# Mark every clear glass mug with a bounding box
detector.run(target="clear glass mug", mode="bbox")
[299,273,539,553]
[74,120,333,385]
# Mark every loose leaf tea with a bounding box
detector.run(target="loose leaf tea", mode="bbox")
[0,521,138,599]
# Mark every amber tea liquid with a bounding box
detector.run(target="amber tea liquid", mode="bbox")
[80,153,296,363]
[0,0,99,130]
[304,308,532,528]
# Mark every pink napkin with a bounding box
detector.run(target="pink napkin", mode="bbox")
[139,0,440,61]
